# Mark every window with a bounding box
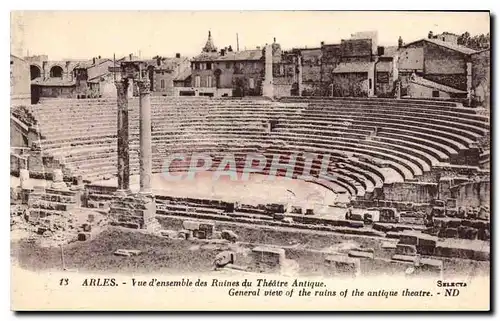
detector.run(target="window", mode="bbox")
[226,62,231,69]
[50,66,63,78]
[252,62,257,69]
[201,63,206,70]
[377,72,390,84]
[369,79,372,90]
[279,64,284,75]
[249,78,255,89]
[207,62,212,70]
[239,62,244,70]
[195,75,201,87]
[195,63,200,70]
[160,79,165,89]
[432,90,440,98]
[207,75,213,87]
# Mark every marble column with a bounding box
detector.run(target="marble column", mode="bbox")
[115,79,130,192]
[137,79,152,194]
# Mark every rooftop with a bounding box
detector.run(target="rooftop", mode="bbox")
[193,49,263,62]
[332,61,372,73]
[202,30,217,53]
[410,74,467,94]
[404,38,478,55]
[174,68,192,81]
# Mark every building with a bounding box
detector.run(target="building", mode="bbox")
[398,38,478,99]
[74,58,120,98]
[10,54,31,105]
[289,31,398,98]
[273,50,302,97]
[430,31,459,45]
[187,31,266,97]
[30,56,119,102]
[146,55,192,96]
[27,55,90,102]
[406,74,468,99]
[331,36,376,97]
[471,49,490,108]
[25,55,84,82]
[294,47,322,96]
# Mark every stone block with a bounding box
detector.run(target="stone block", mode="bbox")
[381,241,397,249]
[445,228,458,238]
[348,250,374,259]
[395,244,417,255]
[399,233,418,245]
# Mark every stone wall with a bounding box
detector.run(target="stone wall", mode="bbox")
[331,73,368,97]
[451,179,490,208]
[27,187,80,230]
[382,182,438,204]
[424,74,467,91]
[39,85,77,98]
[471,50,490,108]
[10,55,31,102]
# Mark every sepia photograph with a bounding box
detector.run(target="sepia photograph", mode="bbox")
[9,10,491,311]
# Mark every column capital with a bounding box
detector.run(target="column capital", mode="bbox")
[115,78,129,90]
[136,79,151,94]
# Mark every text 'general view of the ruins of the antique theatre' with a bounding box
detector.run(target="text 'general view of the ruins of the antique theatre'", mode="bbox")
[10,25,490,278]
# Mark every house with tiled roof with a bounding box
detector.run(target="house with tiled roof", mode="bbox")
[330,35,377,97]
[398,37,478,99]
[187,31,270,97]
[407,73,467,99]
[146,55,192,96]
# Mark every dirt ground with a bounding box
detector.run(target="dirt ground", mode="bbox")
[11,222,489,278]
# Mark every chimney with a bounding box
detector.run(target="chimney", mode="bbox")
[221,49,226,56]
[129,53,133,60]
[175,53,181,58]
[98,55,101,59]
[398,36,403,49]
[157,57,161,66]
[93,57,96,64]
[228,45,233,52]
[274,37,276,43]
[321,41,325,46]
[377,46,385,56]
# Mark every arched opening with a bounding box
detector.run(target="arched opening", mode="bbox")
[50,65,64,78]
[30,65,41,80]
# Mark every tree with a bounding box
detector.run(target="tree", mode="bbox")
[457,31,490,50]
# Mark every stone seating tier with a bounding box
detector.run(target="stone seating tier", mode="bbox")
[22,97,489,198]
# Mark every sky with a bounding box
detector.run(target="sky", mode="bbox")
[10,11,490,61]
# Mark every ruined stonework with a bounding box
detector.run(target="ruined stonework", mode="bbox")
[108,192,159,231]
[27,187,80,230]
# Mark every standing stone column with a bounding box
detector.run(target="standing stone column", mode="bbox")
[297,55,303,97]
[137,79,152,194]
[115,79,130,192]
[262,44,274,98]
[19,169,30,190]
[466,61,473,105]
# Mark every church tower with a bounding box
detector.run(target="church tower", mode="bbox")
[202,31,217,53]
